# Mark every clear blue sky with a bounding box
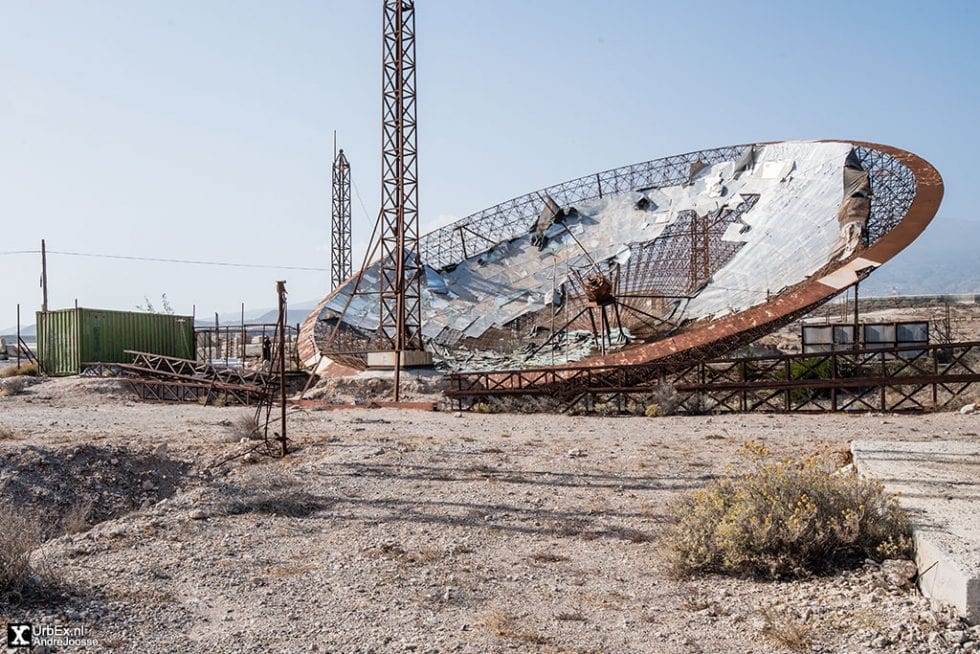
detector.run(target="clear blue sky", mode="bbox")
[2,0,978,329]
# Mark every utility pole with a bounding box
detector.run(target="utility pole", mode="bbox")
[40,239,48,313]
[276,281,288,457]
[241,302,246,364]
[853,281,861,349]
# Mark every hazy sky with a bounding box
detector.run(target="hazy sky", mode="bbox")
[2,0,978,329]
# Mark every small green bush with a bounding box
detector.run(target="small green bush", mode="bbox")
[774,357,835,404]
[661,441,912,579]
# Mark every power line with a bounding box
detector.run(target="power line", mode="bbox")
[351,177,374,223]
[0,249,327,272]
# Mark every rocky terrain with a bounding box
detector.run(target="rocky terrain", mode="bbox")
[0,376,978,652]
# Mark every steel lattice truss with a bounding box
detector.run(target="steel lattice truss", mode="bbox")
[331,149,352,290]
[420,145,746,270]
[853,146,917,244]
[419,144,917,274]
[376,0,423,352]
[611,194,760,298]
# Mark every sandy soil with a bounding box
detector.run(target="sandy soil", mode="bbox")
[1,376,979,653]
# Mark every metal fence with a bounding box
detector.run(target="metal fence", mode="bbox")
[446,340,980,414]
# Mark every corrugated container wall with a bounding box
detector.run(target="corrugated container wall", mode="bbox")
[36,308,194,376]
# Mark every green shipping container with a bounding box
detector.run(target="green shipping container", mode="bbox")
[36,308,194,376]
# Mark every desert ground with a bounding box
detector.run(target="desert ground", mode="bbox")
[2,374,979,654]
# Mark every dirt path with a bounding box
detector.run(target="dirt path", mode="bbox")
[1,377,979,653]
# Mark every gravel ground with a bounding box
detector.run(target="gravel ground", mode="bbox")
[1,377,979,653]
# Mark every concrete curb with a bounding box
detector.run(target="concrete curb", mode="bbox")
[852,439,980,624]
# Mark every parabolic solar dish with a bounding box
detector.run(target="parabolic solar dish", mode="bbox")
[299,140,943,372]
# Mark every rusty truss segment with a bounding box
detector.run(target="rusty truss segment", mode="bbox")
[107,350,273,406]
[376,0,423,352]
[554,195,763,344]
[331,148,352,290]
[622,195,759,296]
[446,341,980,414]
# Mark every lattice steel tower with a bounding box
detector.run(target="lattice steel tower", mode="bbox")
[331,145,352,290]
[377,0,424,354]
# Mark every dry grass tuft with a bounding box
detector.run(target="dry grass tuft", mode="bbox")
[0,504,44,599]
[62,501,93,535]
[528,551,570,563]
[480,609,549,644]
[661,441,912,579]
[644,384,680,417]
[228,413,263,441]
[220,479,330,518]
[555,611,586,622]
[268,563,317,577]
[0,363,38,378]
[549,518,591,539]
[362,543,442,565]
[609,526,654,543]
[408,545,442,563]
[681,592,714,612]
[760,609,813,651]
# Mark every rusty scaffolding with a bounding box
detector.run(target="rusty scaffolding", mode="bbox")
[446,341,980,415]
[331,146,352,290]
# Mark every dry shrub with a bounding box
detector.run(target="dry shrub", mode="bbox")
[0,504,43,599]
[0,363,38,378]
[219,478,330,518]
[661,441,912,579]
[555,611,585,622]
[480,609,548,644]
[645,384,680,417]
[760,608,813,651]
[528,551,569,563]
[62,501,93,535]
[0,377,27,396]
[228,413,263,441]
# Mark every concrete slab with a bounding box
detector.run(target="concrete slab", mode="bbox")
[852,439,980,624]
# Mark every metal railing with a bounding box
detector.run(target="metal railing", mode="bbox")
[446,340,980,414]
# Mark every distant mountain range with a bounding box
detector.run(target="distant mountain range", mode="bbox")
[860,217,980,296]
[208,307,316,328]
